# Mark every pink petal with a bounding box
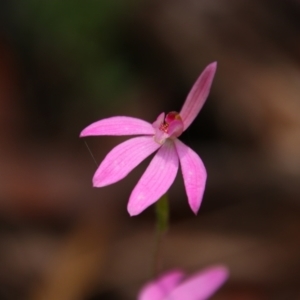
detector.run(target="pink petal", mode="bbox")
[167,119,184,139]
[174,139,206,214]
[80,116,154,137]
[166,266,229,300]
[127,140,179,216]
[138,284,166,300]
[152,112,165,128]
[138,270,185,300]
[180,62,217,130]
[93,136,160,187]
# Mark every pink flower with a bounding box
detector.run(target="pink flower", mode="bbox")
[138,265,229,300]
[80,62,217,216]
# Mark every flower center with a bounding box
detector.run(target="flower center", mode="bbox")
[152,111,184,144]
[159,123,169,133]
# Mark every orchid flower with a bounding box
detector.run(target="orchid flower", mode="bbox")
[80,62,217,216]
[138,265,229,300]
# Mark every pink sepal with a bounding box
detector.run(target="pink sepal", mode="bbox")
[180,62,217,130]
[174,139,206,214]
[93,136,160,187]
[80,116,154,137]
[127,141,179,216]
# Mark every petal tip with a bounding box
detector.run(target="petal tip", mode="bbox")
[128,211,137,217]
[79,128,87,137]
[209,265,230,283]
[207,61,217,73]
[189,196,204,215]
[190,203,201,215]
[211,265,229,275]
[79,132,86,138]
[192,208,199,215]
[127,198,147,216]
[92,176,105,188]
[127,206,140,217]
[92,181,101,188]
[80,125,94,137]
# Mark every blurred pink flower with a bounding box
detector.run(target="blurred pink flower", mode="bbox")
[80,62,217,216]
[138,265,228,300]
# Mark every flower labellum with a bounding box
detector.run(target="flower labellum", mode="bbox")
[138,265,229,300]
[80,62,217,216]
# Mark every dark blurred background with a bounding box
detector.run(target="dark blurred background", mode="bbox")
[0,0,300,299]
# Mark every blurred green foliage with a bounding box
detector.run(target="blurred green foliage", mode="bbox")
[12,0,138,109]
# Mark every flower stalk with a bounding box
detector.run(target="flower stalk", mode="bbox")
[153,194,169,276]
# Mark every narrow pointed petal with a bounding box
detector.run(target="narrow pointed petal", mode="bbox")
[166,266,229,300]
[128,141,179,216]
[152,112,165,128]
[174,139,206,214]
[138,270,185,300]
[180,62,217,130]
[80,116,154,137]
[93,136,160,187]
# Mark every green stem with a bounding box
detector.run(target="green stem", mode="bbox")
[153,194,169,276]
